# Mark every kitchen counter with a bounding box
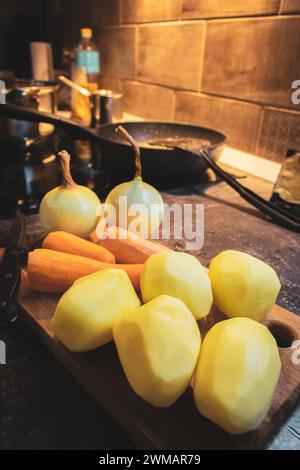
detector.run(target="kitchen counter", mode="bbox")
[0,171,299,450]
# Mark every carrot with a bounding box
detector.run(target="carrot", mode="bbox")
[27,249,142,293]
[0,247,5,264]
[43,231,115,264]
[92,226,171,264]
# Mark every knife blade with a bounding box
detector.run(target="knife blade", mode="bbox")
[0,210,27,326]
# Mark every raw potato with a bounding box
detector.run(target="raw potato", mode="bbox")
[51,269,140,352]
[113,295,201,407]
[209,250,281,322]
[140,252,212,319]
[193,317,281,434]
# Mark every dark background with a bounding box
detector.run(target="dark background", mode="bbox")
[0,0,89,77]
[1,1,52,76]
[1,0,299,162]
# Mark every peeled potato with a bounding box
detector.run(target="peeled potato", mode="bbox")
[113,295,201,407]
[51,269,140,352]
[193,317,281,434]
[209,250,281,322]
[140,252,213,319]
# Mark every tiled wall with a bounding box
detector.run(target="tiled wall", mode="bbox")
[66,0,300,161]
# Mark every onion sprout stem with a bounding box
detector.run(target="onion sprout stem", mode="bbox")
[116,126,142,179]
[58,150,77,189]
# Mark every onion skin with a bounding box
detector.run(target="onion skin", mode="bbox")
[40,185,101,238]
[105,177,164,238]
[39,150,101,238]
[105,127,164,238]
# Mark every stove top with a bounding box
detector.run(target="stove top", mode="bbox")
[0,129,220,220]
[0,130,110,219]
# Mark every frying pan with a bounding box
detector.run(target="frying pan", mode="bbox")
[0,104,227,186]
[98,121,226,186]
[1,104,299,231]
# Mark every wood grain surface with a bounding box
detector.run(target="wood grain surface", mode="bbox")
[18,285,300,450]
[2,172,299,450]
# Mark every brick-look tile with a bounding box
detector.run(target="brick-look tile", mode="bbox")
[100,77,123,92]
[202,17,300,110]
[280,0,300,13]
[175,92,262,153]
[97,27,136,79]
[138,22,206,91]
[122,80,175,119]
[182,0,280,19]
[256,107,300,162]
[122,0,182,23]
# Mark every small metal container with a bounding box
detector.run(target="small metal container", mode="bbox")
[0,79,58,141]
[90,89,122,127]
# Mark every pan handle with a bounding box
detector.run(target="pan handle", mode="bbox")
[0,103,101,141]
[194,148,300,232]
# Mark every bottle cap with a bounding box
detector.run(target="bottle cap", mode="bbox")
[81,28,92,39]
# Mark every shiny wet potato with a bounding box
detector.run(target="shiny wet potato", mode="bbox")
[113,295,201,407]
[209,250,281,322]
[141,252,213,320]
[51,269,140,352]
[193,317,281,434]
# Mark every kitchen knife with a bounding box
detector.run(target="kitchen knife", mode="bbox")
[0,210,27,326]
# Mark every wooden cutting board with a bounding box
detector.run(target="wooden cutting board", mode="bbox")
[18,283,300,450]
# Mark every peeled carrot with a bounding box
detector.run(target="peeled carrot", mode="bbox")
[27,249,142,293]
[0,247,5,264]
[43,231,115,264]
[92,226,171,264]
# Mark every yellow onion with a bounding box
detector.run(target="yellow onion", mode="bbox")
[105,126,164,237]
[39,150,101,238]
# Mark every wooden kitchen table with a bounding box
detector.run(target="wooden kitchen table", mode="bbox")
[0,173,299,450]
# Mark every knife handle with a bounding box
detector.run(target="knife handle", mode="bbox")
[0,249,22,326]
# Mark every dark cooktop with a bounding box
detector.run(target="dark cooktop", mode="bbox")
[0,131,109,219]
[0,130,219,220]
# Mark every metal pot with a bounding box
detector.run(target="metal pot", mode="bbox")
[58,75,122,126]
[90,89,123,127]
[0,79,58,141]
